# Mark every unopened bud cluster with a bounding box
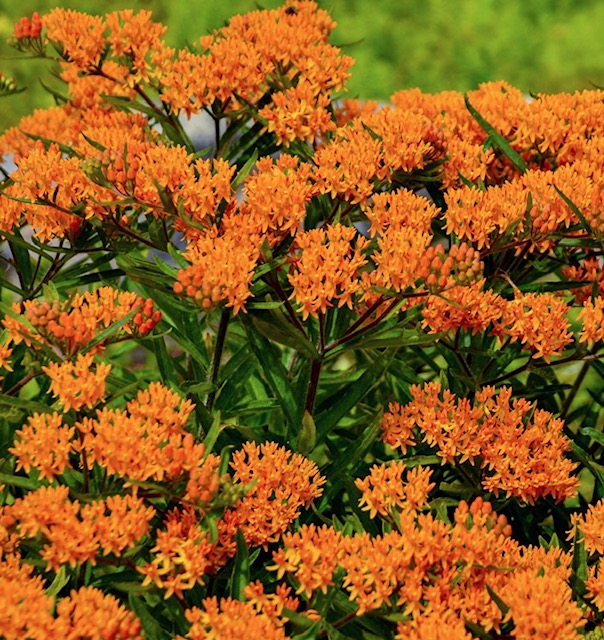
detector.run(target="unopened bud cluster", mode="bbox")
[417,242,483,293]
[23,295,161,356]
[173,267,224,312]
[455,497,513,538]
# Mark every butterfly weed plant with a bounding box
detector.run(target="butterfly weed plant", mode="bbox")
[2,3,604,638]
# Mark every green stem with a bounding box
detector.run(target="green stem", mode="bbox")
[560,347,598,419]
[304,358,322,415]
[205,309,230,412]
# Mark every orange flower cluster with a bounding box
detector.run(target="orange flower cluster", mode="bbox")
[10,412,74,481]
[42,352,111,412]
[422,286,574,362]
[211,441,326,565]
[259,79,336,146]
[562,256,604,304]
[160,1,352,117]
[443,163,595,254]
[578,296,604,346]
[382,383,579,503]
[3,287,161,357]
[6,485,154,571]
[0,556,142,640]
[421,282,504,336]
[495,291,573,362]
[140,440,324,596]
[140,507,216,599]
[174,224,261,313]
[270,496,515,626]
[77,383,219,489]
[0,557,142,640]
[288,224,369,319]
[355,461,435,519]
[183,596,289,640]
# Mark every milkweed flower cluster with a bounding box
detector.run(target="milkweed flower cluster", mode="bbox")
[382,383,579,503]
[2,1,604,638]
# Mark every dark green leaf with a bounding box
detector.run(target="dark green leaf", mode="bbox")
[464,95,527,173]
[230,529,250,600]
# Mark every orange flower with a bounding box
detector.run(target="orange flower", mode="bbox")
[78,384,215,485]
[13,12,42,41]
[184,597,289,640]
[105,10,167,85]
[586,559,604,614]
[355,461,434,519]
[364,226,432,295]
[396,610,473,640]
[42,352,111,412]
[500,568,584,640]
[421,281,504,335]
[363,189,439,236]
[241,154,315,240]
[562,256,604,305]
[174,224,261,314]
[569,499,604,555]
[0,555,55,639]
[269,524,344,597]
[312,126,383,204]
[139,507,214,599]
[10,412,75,481]
[52,586,142,639]
[578,296,604,346]
[8,486,154,571]
[382,383,579,504]
[243,581,300,622]
[210,442,325,567]
[495,292,573,362]
[43,9,106,71]
[258,80,336,146]
[288,224,369,319]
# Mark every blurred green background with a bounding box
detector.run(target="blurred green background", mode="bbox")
[2,0,604,130]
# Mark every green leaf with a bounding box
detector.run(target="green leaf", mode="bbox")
[128,594,166,640]
[0,394,53,415]
[231,148,258,192]
[570,522,588,599]
[291,621,322,640]
[464,95,527,173]
[203,411,224,456]
[81,307,138,354]
[0,472,41,491]
[153,337,179,389]
[315,352,395,444]
[251,308,319,360]
[464,620,493,640]
[555,185,594,238]
[230,529,250,600]
[580,427,604,448]
[295,410,317,455]
[241,315,301,435]
[46,566,70,597]
[485,583,509,617]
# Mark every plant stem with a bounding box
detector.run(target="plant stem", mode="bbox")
[304,358,322,415]
[206,308,230,412]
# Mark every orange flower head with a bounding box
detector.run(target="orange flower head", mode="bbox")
[43,9,106,70]
[10,412,75,481]
[42,352,111,412]
[288,224,369,319]
[184,597,289,640]
[355,461,435,519]
[52,586,142,639]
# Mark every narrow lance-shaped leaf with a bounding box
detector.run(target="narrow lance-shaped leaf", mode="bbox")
[464,95,527,173]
